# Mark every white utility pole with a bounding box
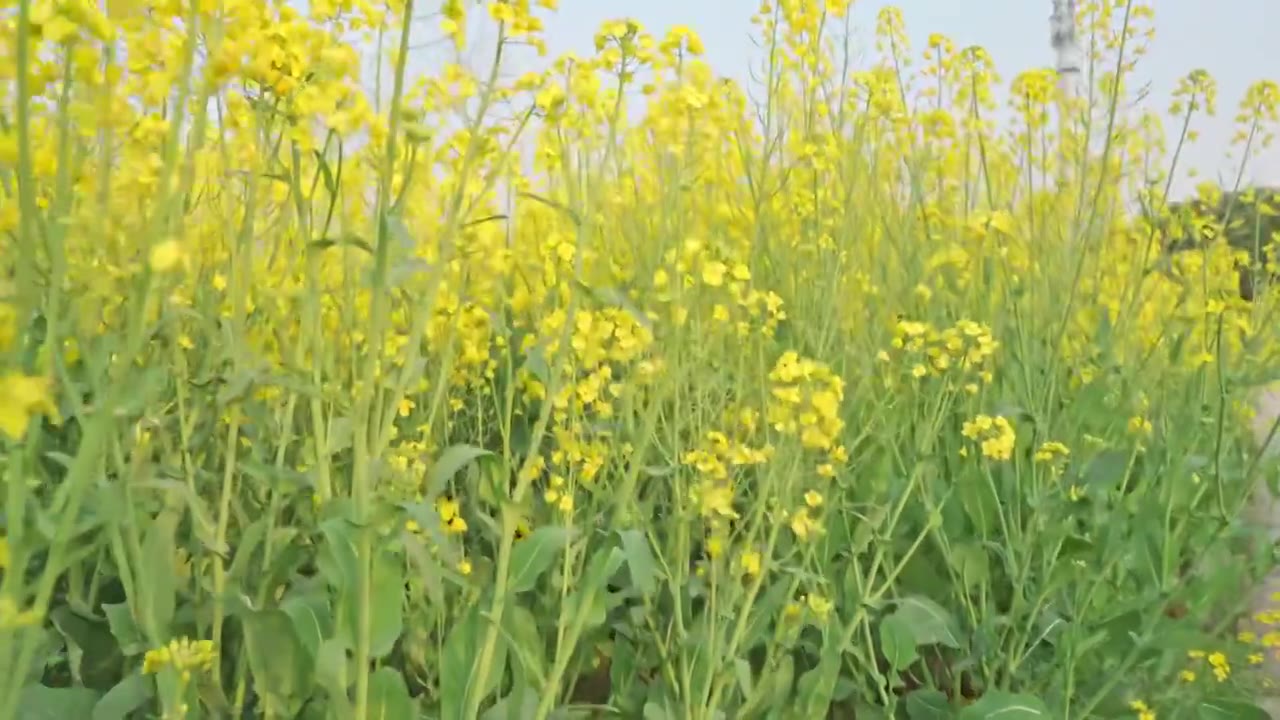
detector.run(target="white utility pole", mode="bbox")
[1050,0,1082,188]
[1050,0,1082,103]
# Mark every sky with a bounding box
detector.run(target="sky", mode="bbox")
[401,1,1277,201]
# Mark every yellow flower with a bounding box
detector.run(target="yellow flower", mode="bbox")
[0,373,58,440]
[149,240,185,273]
[701,261,727,287]
[806,593,833,620]
[789,508,821,541]
[1128,699,1156,720]
[436,496,468,534]
[142,637,216,680]
[0,594,42,630]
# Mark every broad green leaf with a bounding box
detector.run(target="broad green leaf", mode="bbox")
[879,614,919,671]
[797,636,844,717]
[367,551,405,659]
[507,526,571,593]
[744,579,795,650]
[225,518,270,587]
[1081,449,1133,494]
[890,596,964,649]
[134,479,227,556]
[92,674,153,720]
[439,607,478,720]
[50,606,121,690]
[314,638,352,708]
[768,655,795,710]
[582,544,625,591]
[957,692,1050,720]
[950,543,990,589]
[338,549,405,659]
[1196,699,1271,720]
[734,657,753,698]
[281,591,332,661]
[17,686,100,719]
[502,605,546,687]
[317,517,361,592]
[426,445,494,499]
[618,529,659,595]
[643,699,677,720]
[955,471,999,537]
[904,689,953,720]
[482,685,538,720]
[367,667,414,720]
[242,609,310,716]
[138,507,180,634]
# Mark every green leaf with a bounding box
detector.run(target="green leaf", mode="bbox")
[1196,699,1271,720]
[50,606,121,690]
[507,526,571,593]
[314,638,352,704]
[955,471,999,537]
[136,479,228,556]
[367,667,414,720]
[583,544,625,590]
[242,609,311,716]
[317,517,361,592]
[138,508,180,634]
[643,699,677,720]
[426,445,494,499]
[1080,449,1132,494]
[797,634,844,717]
[482,685,538,720]
[366,551,405,659]
[879,614,920,671]
[439,607,479,720]
[281,591,332,662]
[92,674,153,720]
[957,692,1050,720]
[336,547,404,659]
[226,518,270,587]
[18,686,100,719]
[618,529,659,595]
[767,655,795,709]
[725,657,751,702]
[950,543,990,589]
[503,605,546,688]
[889,596,964,649]
[904,689,953,720]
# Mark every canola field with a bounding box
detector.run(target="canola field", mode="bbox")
[3,0,1280,718]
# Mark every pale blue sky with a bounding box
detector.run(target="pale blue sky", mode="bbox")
[400,1,1277,199]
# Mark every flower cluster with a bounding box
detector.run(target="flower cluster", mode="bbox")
[960,414,1017,461]
[142,637,217,681]
[882,318,998,392]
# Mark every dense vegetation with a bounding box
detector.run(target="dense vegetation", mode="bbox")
[2,0,1280,718]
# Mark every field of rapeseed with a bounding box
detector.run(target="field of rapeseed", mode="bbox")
[3,0,1280,717]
